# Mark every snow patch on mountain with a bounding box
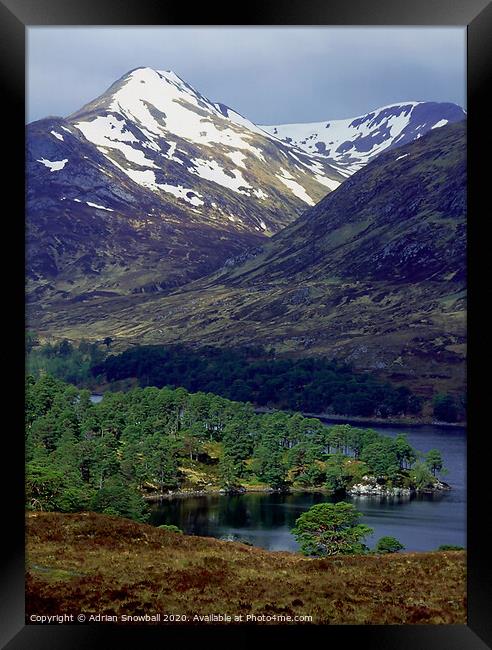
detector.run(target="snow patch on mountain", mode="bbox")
[158,184,204,206]
[86,201,114,211]
[226,151,247,168]
[74,115,158,168]
[189,158,253,195]
[122,168,160,189]
[37,158,68,172]
[75,114,138,145]
[252,188,268,200]
[64,198,114,211]
[164,141,180,161]
[105,158,204,207]
[276,168,315,205]
[314,176,341,191]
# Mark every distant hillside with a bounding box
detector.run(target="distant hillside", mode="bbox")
[31,122,466,397]
[26,512,466,624]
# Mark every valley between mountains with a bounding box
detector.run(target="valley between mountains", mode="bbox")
[27,67,466,397]
[25,58,468,626]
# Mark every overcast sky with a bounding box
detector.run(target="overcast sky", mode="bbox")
[27,27,466,125]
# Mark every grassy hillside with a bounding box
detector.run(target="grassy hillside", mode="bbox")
[26,512,466,625]
[221,121,466,286]
[30,274,465,398]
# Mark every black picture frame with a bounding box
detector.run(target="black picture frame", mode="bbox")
[2,0,491,647]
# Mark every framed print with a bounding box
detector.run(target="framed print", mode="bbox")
[1,0,491,647]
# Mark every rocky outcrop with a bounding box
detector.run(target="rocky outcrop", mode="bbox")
[347,475,451,496]
[348,482,412,497]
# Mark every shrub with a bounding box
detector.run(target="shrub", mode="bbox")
[158,524,183,534]
[375,536,405,554]
[437,544,464,551]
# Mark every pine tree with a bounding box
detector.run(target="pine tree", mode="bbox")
[292,502,373,556]
[425,449,445,477]
[144,433,180,492]
[218,453,242,492]
[221,419,252,477]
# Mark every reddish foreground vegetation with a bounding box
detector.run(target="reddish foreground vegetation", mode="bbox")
[26,511,466,625]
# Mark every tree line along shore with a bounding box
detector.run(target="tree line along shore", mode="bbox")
[26,374,448,524]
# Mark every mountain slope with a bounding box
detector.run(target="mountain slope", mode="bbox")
[31,122,466,396]
[27,67,344,301]
[262,101,466,174]
[223,121,466,286]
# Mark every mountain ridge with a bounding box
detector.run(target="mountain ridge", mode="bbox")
[219,121,466,286]
[262,101,466,174]
[27,66,344,301]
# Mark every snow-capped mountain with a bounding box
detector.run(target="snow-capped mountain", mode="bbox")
[27,68,466,308]
[33,123,466,395]
[27,67,344,301]
[262,101,466,174]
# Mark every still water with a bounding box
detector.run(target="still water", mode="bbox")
[150,423,466,552]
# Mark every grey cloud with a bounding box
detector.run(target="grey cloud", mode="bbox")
[27,26,466,124]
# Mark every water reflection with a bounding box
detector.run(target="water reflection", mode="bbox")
[149,424,466,553]
[150,489,465,552]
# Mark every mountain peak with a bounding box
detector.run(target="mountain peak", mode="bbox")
[110,66,195,105]
[263,100,466,174]
[123,66,186,86]
[28,64,346,303]
[68,66,197,122]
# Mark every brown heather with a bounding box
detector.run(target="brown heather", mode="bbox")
[26,511,466,625]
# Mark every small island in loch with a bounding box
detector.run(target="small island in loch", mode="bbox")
[26,374,450,509]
